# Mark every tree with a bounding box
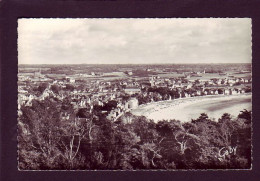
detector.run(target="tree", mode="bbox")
[137,95,150,105]
[58,116,98,169]
[219,113,231,122]
[38,82,49,94]
[65,84,74,91]
[195,79,200,84]
[156,120,204,168]
[18,97,93,169]
[218,113,238,147]
[238,109,251,122]
[102,100,117,112]
[76,108,92,118]
[192,113,210,123]
[50,84,60,94]
[218,89,224,94]
[18,98,64,169]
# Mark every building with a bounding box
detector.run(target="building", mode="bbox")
[127,71,133,75]
[127,98,139,109]
[224,89,230,95]
[124,86,141,95]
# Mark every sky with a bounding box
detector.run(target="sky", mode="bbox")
[18,18,252,64]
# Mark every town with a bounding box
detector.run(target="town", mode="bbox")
[18,64,252,122]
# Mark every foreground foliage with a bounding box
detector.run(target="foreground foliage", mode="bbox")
[18,97,251,170]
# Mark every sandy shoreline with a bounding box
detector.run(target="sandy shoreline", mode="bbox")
[131,93,252,122]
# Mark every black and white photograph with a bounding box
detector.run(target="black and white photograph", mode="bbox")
[17,18,252,170]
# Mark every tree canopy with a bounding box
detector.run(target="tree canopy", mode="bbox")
[18,98,252,170]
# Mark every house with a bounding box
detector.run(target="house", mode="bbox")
[187,83,192,89]
[231,89,238,95]
[127,98,139,109]
[79,100,87,107]
[110,93,116,100]
[224,89,230,95]
[127,71,133,76]
[228,79,236,84]
[184,93,191,97]
[203,91,208,95]
[106,111,117,121]
[196,90,202,96]
[216,79,222,85]
[124,86,141,95]
[70,78,75,83]
[93,100,104,106]
[106,108,121,121]
[39,89,54,100]
[156,83,167,87]
[179,92,182,98]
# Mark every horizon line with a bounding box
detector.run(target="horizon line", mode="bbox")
[18,63,251,65]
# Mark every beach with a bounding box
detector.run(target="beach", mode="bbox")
[131,94,252,122]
